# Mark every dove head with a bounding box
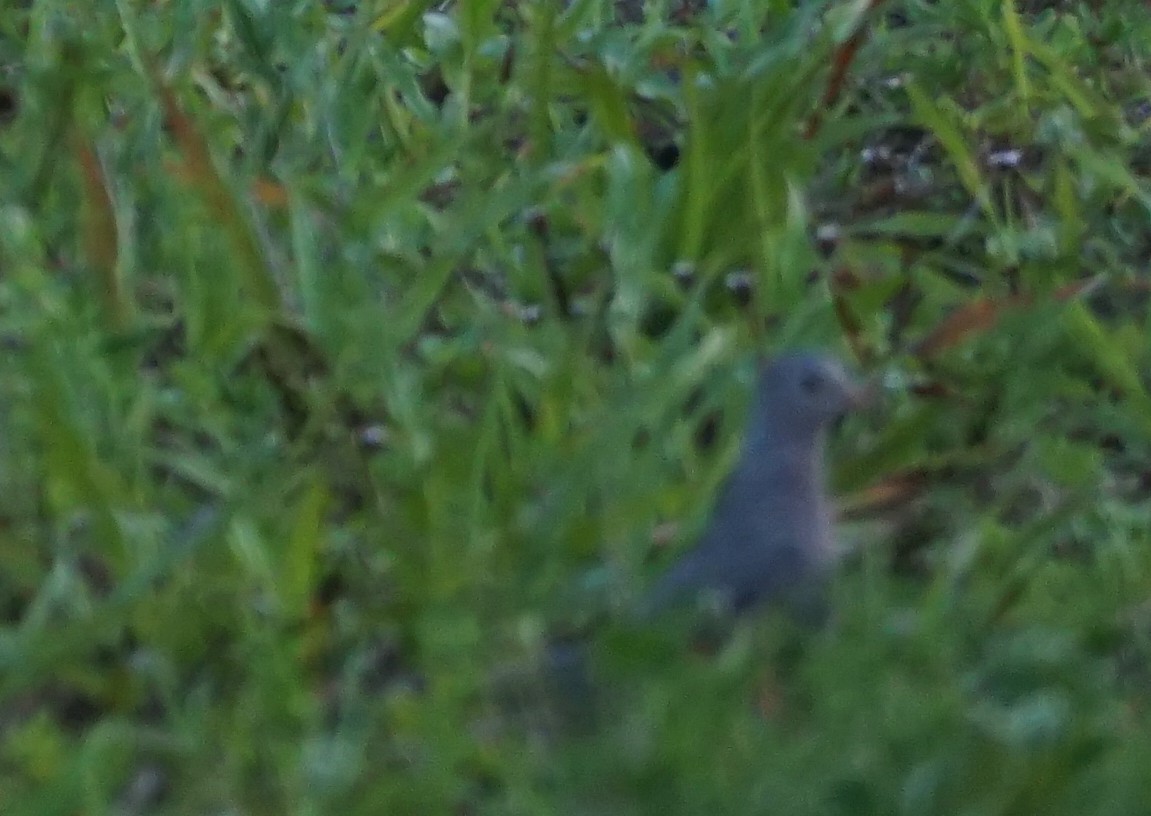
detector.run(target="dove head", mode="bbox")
[752,352,862,443]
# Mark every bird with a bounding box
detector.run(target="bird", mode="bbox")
[535,351,863,720]
[640,350,863,622]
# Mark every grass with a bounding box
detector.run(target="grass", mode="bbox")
[2,0,1151,812]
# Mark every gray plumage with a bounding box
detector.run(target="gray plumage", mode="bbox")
[534,352,860,722]
[641,351,861,619]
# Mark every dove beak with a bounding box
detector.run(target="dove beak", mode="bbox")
[840,375,873,413]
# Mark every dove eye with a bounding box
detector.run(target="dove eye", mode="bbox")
[799,371,824,394]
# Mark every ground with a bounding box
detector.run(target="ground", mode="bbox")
[1,1,1150,813]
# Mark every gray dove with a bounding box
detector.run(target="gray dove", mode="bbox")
[536,351,861,722]
[640,350,862,620]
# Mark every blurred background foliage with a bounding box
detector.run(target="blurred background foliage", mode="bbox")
[1,0,1151,812]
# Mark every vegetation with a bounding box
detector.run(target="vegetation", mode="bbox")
[2,0,1151,812]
